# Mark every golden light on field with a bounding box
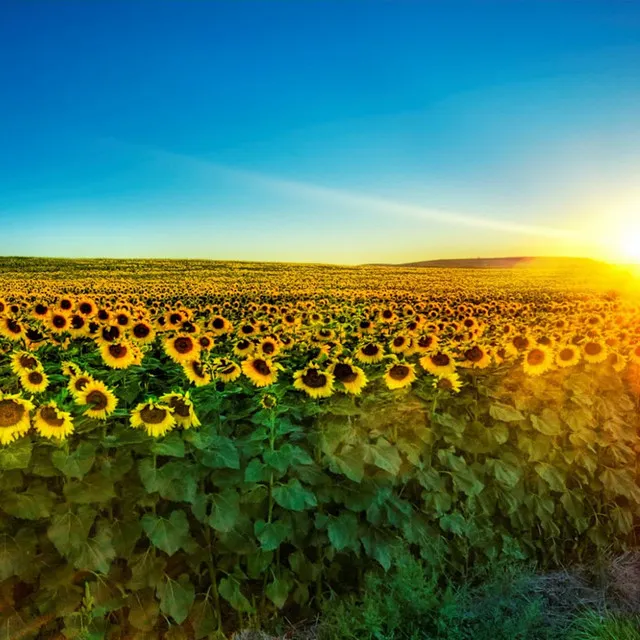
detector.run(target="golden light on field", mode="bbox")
[618,222,640,263]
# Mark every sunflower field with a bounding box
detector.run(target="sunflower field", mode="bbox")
[1,257,640,639]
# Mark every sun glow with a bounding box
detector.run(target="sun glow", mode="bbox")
[619,224,640,263]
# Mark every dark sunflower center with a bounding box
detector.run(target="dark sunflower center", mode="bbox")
[133,323,151,338]
[26,329,45,341]
[0,400,25,428]
[221,365,237,375]
[52,315,66,329]
[262,342,275,354]
[559,348,575,361]
[60,300,72,310]
[585,342,602,356]
[333,363,357,383]
[285,315,295,324]
[98,309,109,320]
[20,355,38,370]
[464,347,484,362]
[360,320,371,329]
[199,337,211,348]
[237,339,250,350]
[74,377,90,391]
[86,391,108,410]
[28,371,44,384]
[174,337,194,354]
[302,369,327,388]
[252,359,271,376]
[241,325,254,335]
[182,321,196,333]
[388,364,410,380]
[79,302,92,314]
[102,326,120,342]
[464,319,475,328]
[527,349,545,365]
[362,344,379,356]
[437,378,453,390]
[168,397,191,417]
[169,313,182,325]
[191,362,206,378]
[7,319,22,333]
[71,315,85,329]
[432,353,451,367]
[538,336,552,346]
[41,406,64,427]
[393,337,405,347]
[212,317,225,329]
[513,336,529,350]
[108,344,128,358]
[116,314,129,326]
[418,336,433,348]
[140,406,168,424]
[382,310,393,319]
[35,304,48,315]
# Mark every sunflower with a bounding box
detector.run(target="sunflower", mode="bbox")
[67,314,89,337]
[0,394,33,444]
[233,339,254,358]
[48,312,70,334]
[522,346,553,376]
[629,344,640,365]
[99,341,136,369]
[34,402,74,440]
[582,340,608,364]
[606,352,627,373]
[260,393,278,409]
[555,344,581,368]
[389,335,411,354]
[293,366,335,398]
[0,316,25,341]
[76,299,96,317]
[197,333,214,351]
[460,345,491,369]
[131,320,156,344]
[130,401,176,438]
[182,359,212,386]
[210,315,233,336]
[20,369,49,393]
[68,373,95,398]
[11,351,42,376]
[432,372,462,393]
[164,334,200,364]
[355,342,384,364]
[31,302,50,320]
[420,351,456,376]
[412,334,439,355]
[159,391,200,428]
[77,380,118,420]
[329,360,368,395]
[257,337,280,358]
[211,358,242,383]
[383,362,417,390]
[242,357,280,387]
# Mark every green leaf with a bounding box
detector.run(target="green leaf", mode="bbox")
[254,519,291,551]
[199,436,239,469]
[138,457,160,493]
[264,444,312,473]
[492,459,522,489]
[219,577,254,613]
[2,483,56,519]
[266,573,293,609]
[70,521,115,573]
[367,438,402,475]
[151,431,185,458]
[530,412,563,436]
[439,511,466,535]
[48,506,97,557]
[451,466,485,497]
[327,512,359,552]
[208,489,240,533]
[0,528,37,580]
[0,438,32,470]
[600,468,640,502]
[52,442,96,479]
[188,597,219,640]
[126,552,167,591]
[157,573,195,625]
[244,458,269,483]
[156,461,198,503]
[489,403,524,422]
[64,472,116,504]
[334,445,365,483]
[112,518,143,558]
[127,588,160,631]
[273,479,317,511]
[534,463,566,492]
[142,510,191,556]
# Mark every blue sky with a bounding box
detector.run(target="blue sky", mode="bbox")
[1,1,640,264]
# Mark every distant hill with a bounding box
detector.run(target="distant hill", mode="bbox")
[364,256,607,269]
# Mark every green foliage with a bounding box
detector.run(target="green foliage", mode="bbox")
[568,611,640,640]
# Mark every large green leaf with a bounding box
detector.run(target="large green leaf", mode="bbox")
[254,519,291,551]
[142,510,192,556]
[151,431,185,458]
[327,512,359,552]
[266,573,293,609]
[69,521,115,573]
[219,577,254,613]
[157,573,195,624]
[208,489,240,532]
[264,444,313,473]
[534,463,566,492]
[272,479,317,511]
[51,442,96,479]
[0,438,32,470]
[47,505,97,557]
[367,438,402,475]
[199,436,239,470]
[1,483,56,519]
[600,468,640,502]
[63,472,116,504]
[489,403,524,422]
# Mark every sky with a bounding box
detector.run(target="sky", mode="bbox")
[1,0,640,265]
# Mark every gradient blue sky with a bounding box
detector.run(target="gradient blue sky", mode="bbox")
[2,1,640,264]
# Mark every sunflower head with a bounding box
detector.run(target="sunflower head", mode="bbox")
[433,372,462,393]
[0,394,34,445]
[293,366,335,398]
[131,401,176,438]
[20,369,50,393]
[34,402,74,440]
[383,362,417,390]
[77,381,118,420]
